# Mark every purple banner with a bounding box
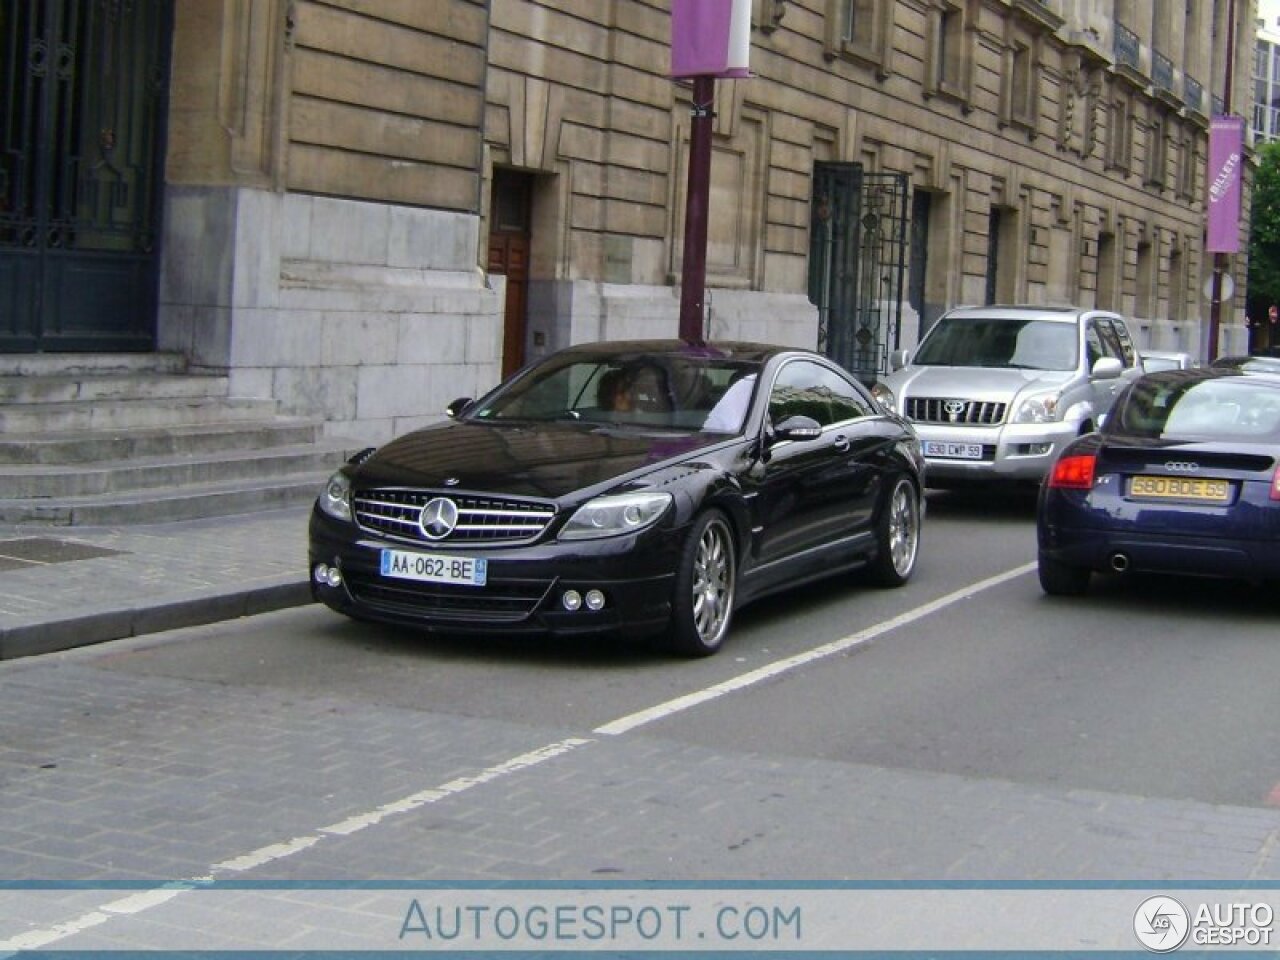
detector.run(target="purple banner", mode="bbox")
[670,0,752,78]
[1206,115,1244,254]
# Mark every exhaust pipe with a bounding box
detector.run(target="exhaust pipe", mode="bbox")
[1109,552,1130,573]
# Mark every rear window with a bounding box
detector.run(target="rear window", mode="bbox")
[913,316,1078,371]
[1112,377,1280,441]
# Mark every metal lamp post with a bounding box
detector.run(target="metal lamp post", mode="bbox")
[670,0,752,346]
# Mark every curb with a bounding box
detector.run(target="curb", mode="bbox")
[0,578,314,661]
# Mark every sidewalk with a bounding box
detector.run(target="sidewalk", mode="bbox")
[0,506,313,660]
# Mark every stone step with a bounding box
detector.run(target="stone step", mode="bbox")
[0,372,229,404]
[0,472,332,526]
[0,397,280,434]
[0,419,326,465]
[0,352,189,376]
[0,442,356,498]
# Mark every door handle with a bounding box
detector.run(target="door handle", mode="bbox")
[833,435,851,453]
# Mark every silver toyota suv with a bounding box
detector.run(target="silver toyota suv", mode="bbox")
[871,305,1144,483]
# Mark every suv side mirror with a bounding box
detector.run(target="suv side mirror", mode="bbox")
[1091,357,1123,380]
[889,349,911,371]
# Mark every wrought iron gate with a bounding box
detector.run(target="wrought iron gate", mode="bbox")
[808,163,908,383]
[0,0,171,352]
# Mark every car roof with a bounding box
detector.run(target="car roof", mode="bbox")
[556,340,796,363]
[1141,366,1280,386]
[941,305,1110,323]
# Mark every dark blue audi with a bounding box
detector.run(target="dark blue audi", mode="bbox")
[1037,367,1280,595]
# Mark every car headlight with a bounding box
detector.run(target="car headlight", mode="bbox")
[319,470,353,521]
[871,382,896,413]
[559,491,673,541]
[1012,392,1063,423]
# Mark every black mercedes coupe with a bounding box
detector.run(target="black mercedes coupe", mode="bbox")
[309,340,925,655]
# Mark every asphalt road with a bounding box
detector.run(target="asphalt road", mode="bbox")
[83,484,1280,811]
[5,484,1280,911]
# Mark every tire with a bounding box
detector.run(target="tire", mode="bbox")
[867,475,921,587]
[1037,549,1091,595]
[668,510,737,657]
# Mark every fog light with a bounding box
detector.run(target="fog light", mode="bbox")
[314,564,342,588]
[585,589,606,611]
[562,590,583,611]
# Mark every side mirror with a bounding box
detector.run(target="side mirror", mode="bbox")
[772,415,823,442]
[446,397,473,419]
[1091,357,1123,380]
[890,349,911,371]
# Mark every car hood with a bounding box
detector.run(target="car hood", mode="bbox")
[885,365,1073,399]
[351,420,729,501]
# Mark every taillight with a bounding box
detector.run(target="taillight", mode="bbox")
[1271,466,1280,501]
[1048,453,1096,489]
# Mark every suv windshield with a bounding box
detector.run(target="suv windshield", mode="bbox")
[914,316,1079,371]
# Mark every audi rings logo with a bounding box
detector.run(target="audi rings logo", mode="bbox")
[1164,461,1201,474]
[1135,896,1191,952]
[944,400,967,421]
[418,497,459,541]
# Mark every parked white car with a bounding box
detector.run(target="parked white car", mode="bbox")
[871,305,1144,484]
[1139,350,1198,372]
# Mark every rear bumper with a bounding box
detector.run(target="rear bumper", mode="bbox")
[1039,525,1280,580]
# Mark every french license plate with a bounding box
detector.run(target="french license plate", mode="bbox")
[923,440,984,460]
[1129,475,1230,503]
[380,549,488,586]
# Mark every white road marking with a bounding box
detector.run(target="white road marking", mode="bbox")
[596,562,1037,736]
[0,563,1034,952]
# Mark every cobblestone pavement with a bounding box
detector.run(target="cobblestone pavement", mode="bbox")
[0,507,312,659]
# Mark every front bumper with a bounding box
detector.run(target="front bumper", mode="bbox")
[913,420,1079,482]
[308,509,679,638]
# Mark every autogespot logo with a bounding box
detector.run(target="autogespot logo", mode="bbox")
[1135,896,1191,952]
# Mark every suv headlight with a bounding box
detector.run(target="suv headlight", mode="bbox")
[559,491,672,541]
[319,470,353,521]
[1012,391,1063,423]
[871,382,896,413]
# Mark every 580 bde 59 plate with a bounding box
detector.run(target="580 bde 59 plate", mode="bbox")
[1129,475,1230,503]
[381,549,488,586]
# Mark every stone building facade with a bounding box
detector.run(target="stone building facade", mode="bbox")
[0,0,1256,442]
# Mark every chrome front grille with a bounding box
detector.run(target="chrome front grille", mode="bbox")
[906,397,1007,425]
[353,489,556,545]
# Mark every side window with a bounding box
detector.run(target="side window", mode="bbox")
[1084,320,1118,368]
[1093,319,1126,362]
[768,361,873,428]
[1109,319,1139,367]
[823,367,876,422]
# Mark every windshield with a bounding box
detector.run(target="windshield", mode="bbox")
[914,316,1079,371]
[1113,377,1280,441]
[469,352,762,434]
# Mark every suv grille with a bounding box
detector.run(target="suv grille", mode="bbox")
[353,489,556,545]
[906,397,1007,425]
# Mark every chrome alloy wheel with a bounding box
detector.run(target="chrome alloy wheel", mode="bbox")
[887,479,920,577]
[691,516,735,648]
